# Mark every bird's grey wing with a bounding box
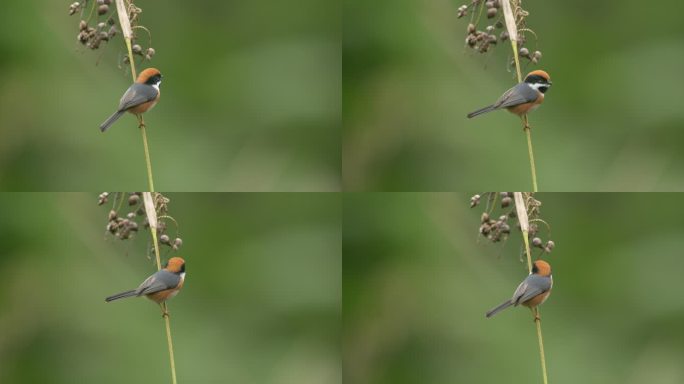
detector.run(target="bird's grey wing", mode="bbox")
[494,83,539,109]
[512,274,552,305]
[117,83,158,111]
[135,270,180,295]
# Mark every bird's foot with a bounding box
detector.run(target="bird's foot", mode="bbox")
[159,303,169,318]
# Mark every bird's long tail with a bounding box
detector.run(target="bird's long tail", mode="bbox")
[486,299,513,318]
[105,290,138,302]
[100,110,126,132]
[467,105,497,118]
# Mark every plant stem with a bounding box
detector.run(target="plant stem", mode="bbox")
[142,192,177,384]
[514,192,548,384]
[534,307,549,384]
[139,117,155,192]
[502,0,539,192]
[115,0,156,193]
[115,0,169,379]
[524,124,538,192]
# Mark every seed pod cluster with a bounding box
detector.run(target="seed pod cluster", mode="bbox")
[100,192,183,252]
[76,17,117,50]
[69,0,156,62]
[479,211,511,243]
[470,192,555,255]
[456,0,543,64]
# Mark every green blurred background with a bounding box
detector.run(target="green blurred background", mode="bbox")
[343,0,684,191]
[0,1,339,191]
[0,193,340,383]
[344,193,684,383]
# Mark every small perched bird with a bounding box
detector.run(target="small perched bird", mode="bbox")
[105,257,185,310]
[467,70,552,119]
[100,68,162,132]
[486,259,552,319]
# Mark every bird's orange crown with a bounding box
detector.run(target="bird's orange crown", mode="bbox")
[165,257,185,273]
[531,259,551,276]
[525,70,550,82]
[136,68,162,83]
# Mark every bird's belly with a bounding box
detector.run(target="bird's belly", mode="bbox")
[507,103,540,116]
[522,290,551,308]
[146,288,178,303]
[127,99,158,115]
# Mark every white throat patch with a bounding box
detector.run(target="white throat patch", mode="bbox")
[529,82,549,91]
[152,80,161,91]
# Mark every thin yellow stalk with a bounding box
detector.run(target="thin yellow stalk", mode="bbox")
[502,1,538,192]
[514,192,548,384]
[140,119,155,192]
[143,199,176,382]
[115,0,155,193]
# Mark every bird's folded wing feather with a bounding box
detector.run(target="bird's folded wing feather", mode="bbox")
[118,84,159,111]
[512,274,551,305]
[135,270,179,295]
[494,83,539,109]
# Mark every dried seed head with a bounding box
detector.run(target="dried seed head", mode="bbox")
[160,234,170,244]
[545,240,555,251]
[480,224,491,235]
[173,238,183,250]
[97,4,109,15]
[128,194,140,206]
[519,47,530,57]
[532,237,543,247]
[132,44,142,54]
[68,2,81,15]
[529,223,538,236]
[98,192,109,205]
[457,5,468,18]
[466,35,477,47]
[486,8,497,18]
[501,196,512,208]
[481,212,490,223]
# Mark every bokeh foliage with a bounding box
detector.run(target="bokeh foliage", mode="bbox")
[344,193,684,383]
[343,0,684,191]
[0,193,340,383]
[0,1,340,191]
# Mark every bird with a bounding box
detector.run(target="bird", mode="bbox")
[467,70,552,119]
[105,257,185,314]
[99,68,162,132]
[485,259,552,319]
